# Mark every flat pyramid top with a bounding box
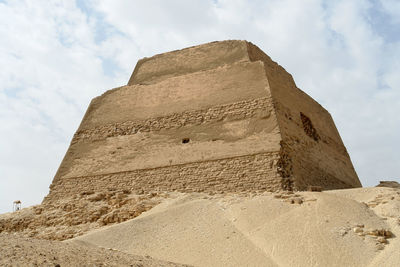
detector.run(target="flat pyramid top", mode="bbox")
[128,40,253,85]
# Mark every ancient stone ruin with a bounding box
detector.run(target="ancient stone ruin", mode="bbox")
[44,40,361,203]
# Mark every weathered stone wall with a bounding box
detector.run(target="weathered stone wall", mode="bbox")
[44,40,361,204]
[73,97,274,142]
[53,96,281,181]
[79,60,269,130]
[128,40,250,85]
[246,42,361,189]
[45,152,283,202]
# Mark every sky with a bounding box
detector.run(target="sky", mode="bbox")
[0,0,399,213]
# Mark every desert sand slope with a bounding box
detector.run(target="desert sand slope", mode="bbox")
[72,188,400,267]
[0,232,188,267]
[72,194,278,267]
[328,187,400,267]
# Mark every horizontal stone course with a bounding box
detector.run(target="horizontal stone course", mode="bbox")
[73,97,273,142]
[44,152,283,203]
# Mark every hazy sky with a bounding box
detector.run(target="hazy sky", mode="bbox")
[1,0,399,213]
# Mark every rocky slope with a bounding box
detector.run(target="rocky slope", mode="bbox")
[0,189,167,240]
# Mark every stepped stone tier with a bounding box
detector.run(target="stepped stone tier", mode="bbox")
[44,40,361,202]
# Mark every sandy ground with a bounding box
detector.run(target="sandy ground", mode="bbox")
[71,187,400,267]
[1,186,399,266]
[0,232,188,267]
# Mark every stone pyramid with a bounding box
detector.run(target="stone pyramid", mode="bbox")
[45,40,361,202]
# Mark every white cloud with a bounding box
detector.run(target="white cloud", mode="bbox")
[0,0,118,213]
[0,0,399,213]
[380,0,400,24]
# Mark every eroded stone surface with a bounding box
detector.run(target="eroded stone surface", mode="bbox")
[45,40,361,204]
[0,190,166,241]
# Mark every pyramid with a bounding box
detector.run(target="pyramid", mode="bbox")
[45,40,361,202]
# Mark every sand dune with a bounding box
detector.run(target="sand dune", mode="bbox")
[71,187,400,267]
[0,232,188,267]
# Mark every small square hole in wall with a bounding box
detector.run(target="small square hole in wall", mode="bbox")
[182,138,190,144]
